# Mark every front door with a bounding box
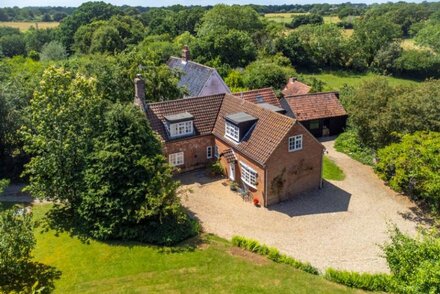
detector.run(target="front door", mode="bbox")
[229,163,235,181]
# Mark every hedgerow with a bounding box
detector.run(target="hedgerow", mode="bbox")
[324,268,394,292]
[231,236,319,275]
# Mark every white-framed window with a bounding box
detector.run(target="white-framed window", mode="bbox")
[288,135,303,152]
[169,152,184,166]
[239,161,257,188]
[207,146,213,159]
[214,145,219,158]
[168,121,193,138]
[225,121,239,142]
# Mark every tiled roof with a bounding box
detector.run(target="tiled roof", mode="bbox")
[282,92,347,121]
[233,88,281,107]
[222,148,237,163]
[282,79,311,97]
[167,57,214,97]
[146,94,225,141]
[213,94,296,166]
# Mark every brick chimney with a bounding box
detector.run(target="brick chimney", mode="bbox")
[134,74,147,112]
[182,45,190,62]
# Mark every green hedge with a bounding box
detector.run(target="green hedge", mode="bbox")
[231,236,319,275]
[334,129,375,165]
[324,268,394,292]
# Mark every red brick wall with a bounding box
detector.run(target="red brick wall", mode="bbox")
[164,135,215,172]
[214,137,266,206]
[266,123,324,205]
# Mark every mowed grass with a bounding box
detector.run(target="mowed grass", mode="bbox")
[300,71,419,91]
[0,21,59,31]
[0,203,361,293]
[323,156,345,181]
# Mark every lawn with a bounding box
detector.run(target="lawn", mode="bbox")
[0,21,59,31]
[299,71,419,91]
[323,156,345,181]
[0,203,363,293]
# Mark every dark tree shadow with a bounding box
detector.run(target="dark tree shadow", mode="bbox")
[268,180,351,217]
[40,204,92,243]
[398,205,434,226]
[1,261,61,294]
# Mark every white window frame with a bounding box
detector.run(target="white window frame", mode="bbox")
[214,145,219,159]
[239,161,257,188]
[207,146,213,159]
[169,152,184,166]
[168,120,193,138]
[288,135,303,152]
[225,121,240,142]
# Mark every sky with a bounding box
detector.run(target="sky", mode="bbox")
[0,0,430,8]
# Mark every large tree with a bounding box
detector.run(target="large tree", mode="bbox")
[79,103,189,242]
[22,67,103,206]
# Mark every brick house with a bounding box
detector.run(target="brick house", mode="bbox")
[135,76,325,207]
[167,46,231,98]
[280,92,348,137]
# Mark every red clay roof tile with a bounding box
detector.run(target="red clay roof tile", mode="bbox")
[283,92,347,121]
[233,88,281,107]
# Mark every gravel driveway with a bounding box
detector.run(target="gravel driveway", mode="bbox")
[180,139,425,273]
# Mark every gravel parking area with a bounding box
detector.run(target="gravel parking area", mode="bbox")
[180,139,424,273]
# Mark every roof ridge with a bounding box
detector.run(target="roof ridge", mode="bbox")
[284,91,339,99]
[147,93,226,107]
[232,87,273,95]
[169,56,216,71]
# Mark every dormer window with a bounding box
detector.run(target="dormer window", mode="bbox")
[224,112,258,143]
[225,121,239,142]
[164,112,194,139]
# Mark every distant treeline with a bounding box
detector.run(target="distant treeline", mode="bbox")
[0,3,370,22]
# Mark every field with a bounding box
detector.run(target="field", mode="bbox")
[2,203,361,293]
[0,21,59,31]
[300,71,419,91]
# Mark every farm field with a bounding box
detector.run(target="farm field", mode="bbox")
[0,21,59,31]
[300,71,419,91]
[0,203,360,293]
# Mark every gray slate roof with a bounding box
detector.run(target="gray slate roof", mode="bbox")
[167,57,214,97]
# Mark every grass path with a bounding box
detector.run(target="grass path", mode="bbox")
[323,156,345,181]
[1,203,362,293]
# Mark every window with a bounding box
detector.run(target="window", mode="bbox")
[168,121,193,138]
[214,145,219,158]
[309,120,320,130]
[255,95,264,103]
[207,146,213,159]
[225,121,239,142]
[288,135,303,152]
[169,152,184,166]
[240,162,257,188]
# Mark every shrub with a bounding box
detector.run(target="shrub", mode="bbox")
[375,131,440,211]
[334,129,375,165]
[286,14,323,29]
[383,227,440,294]
[231,236,319,275]
[209,160,224,176]
[324,268,394,292]
[0,179,9,193]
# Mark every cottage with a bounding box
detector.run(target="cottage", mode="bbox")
[136,76,324,207]
[167,46,231,98]
[280,92,348,137]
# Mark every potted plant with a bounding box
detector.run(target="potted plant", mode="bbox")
[253,197,260,207]
[230,181,239,191]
